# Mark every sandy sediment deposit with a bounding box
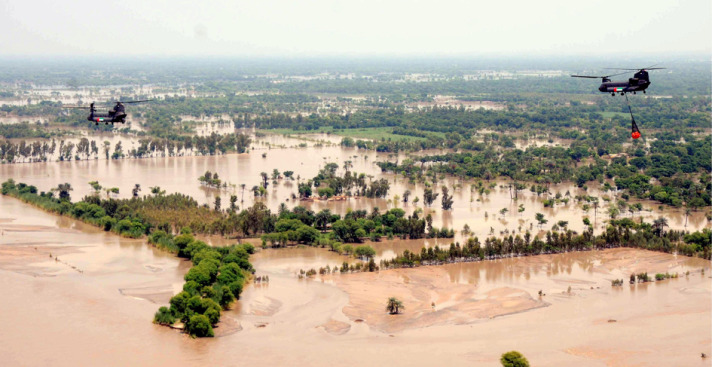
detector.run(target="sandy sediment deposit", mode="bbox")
[331,267,546,333]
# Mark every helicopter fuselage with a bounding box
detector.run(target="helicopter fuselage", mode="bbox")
[598,79,650,94]
[86,112,126,124]
[66,100,147,126]
[597,69,651,95]
[86,103,127,124]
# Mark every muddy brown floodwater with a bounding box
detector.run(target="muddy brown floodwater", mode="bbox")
[1,191,711,366]
[1,133,707,244]
[1,135,710,366]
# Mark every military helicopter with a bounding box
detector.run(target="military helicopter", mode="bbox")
[571,66,663,140]
[571,65,665,96]
[64,100,151,125]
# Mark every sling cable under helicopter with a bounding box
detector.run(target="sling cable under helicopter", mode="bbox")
[625,94,641,140]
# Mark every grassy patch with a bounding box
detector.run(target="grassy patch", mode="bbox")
[258,126,444,142]
[601,111,630,119]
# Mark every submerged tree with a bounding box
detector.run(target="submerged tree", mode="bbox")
[441,186,454,210]
[423,187,439,207]
[402,189,411,203]
[535,212,547,227]
[229,195,238,212]
[132,184,141,198]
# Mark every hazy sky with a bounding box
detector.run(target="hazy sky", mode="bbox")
[1,0,710,57]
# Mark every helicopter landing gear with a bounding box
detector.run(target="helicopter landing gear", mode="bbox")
[633,91,636,95]
[620,92,625,96]
[643,90,646,94]
[611,93,615,96]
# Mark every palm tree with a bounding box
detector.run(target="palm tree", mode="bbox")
[229,195,238,212]
[653,217,669,237]
[685,207,692,227]
[56,183,73,201]
[315,209,331,231]
[260,172,269,189]
[240,184,246,203]
[386,297,404,315]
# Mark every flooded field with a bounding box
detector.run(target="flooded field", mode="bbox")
[1,132,710,366]
[1,133,707,242]
[1,193,710,366]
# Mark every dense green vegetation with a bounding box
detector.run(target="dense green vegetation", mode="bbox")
[262,205,453,251]
[0,121,70,139]
[380,220,711,271]
[297,162,390,199]
[152,230,254,337]
[375,135,711,208]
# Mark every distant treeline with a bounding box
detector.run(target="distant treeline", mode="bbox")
[382,220,711,270]
[0,132,250,163]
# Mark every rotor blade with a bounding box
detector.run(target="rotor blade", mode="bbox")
[61,106,92,109]
[604,68,666,71]
[571,71,628,79]
[116,99,153,104]
[604,64,665,71]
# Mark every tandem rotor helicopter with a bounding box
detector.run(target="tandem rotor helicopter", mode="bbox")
[63,100,151,125]
[571,65,665,96]
[571,65,664,139]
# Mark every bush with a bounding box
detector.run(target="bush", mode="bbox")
[296,225,320,244]
[219,286,234,309]
[153,307,176,325]
[169,291,192,314]
[184,266,212,287]
[99,215,115,231]
[185,314,214,337]
[354,245,376,259]
[240,243,255,254]
[228,280,244,299]
[500,351,529,367]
